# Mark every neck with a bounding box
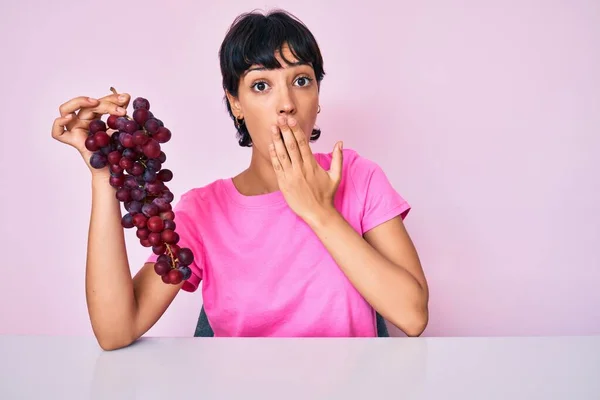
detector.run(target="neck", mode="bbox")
[232,149,280,196]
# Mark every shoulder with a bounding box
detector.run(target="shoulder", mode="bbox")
[171,178,227,210]
[315,147,386,188]
[317,146,411,225]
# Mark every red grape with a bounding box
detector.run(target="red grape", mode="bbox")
[133,130,149,145]
[133,213,147,228]
[107,151,121,165]
[154,127,172,143]
[133,109,150,125]
[170,244,181,258]
[154,261,170,276]
[136,228,150,240]
[145,118,160,134]
[178,248,194,266]
[116,187,131,202]
[179,266,192,280]
[162,191,175,203]
[130,187,146,202]
[115,117,128,131]
[164,219,176,230]
[130,162,145,176]
[133,97,150,110]
[142,203,159,217]
[119,157,134,170]
[110,175,125,188]
[161,211,175,221]
[146,159,162,171]
[167,269,183,284]
[89,119,107,134]
[148,232,162,246]
[157,169,173,182]
[152,244,166,255]
[86,89,194,285]
[143,139,161,159]
[85,136,99,152]
[90,152,107,168]
[110,164,123,175]
[161,229,177,244]
[122,149,136,160]
[128,201,143,213]
[147,216,164,233]
[124,120,139,134]
[120,133,135,148]
[121,213,134,228]
[153,198,171,212]
[94,131,110,147]
[124,176,139,189]
[107,114,119,129]
[146,181,165,195]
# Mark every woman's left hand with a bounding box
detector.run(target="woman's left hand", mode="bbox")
[269,115,343,226]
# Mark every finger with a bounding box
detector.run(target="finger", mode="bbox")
[78,101,127,121]
[51,114,74,140]
[278,116,302,166]
[271,125,292,170]
[78,93,131,120]
[328,141,344,182]
[68,116,92,132]
[269,142,285,180]
[287,116,314,165]
[59,96,100,117]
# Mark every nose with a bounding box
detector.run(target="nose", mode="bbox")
[277,87,296,115]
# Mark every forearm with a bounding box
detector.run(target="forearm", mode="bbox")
[86,174,137,347]
[306,209,428,336]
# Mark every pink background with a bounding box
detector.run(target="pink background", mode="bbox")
[1,0,598,338]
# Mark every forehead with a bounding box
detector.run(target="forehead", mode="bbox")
[275,44,298,63]
[245,44,311,74]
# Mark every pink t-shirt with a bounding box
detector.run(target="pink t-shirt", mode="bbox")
[147,148,410,337]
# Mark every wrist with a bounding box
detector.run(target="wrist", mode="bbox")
[303,205,341,231]
[90,170,111,185]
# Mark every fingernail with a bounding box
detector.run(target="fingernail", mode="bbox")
[88,97,98,102]
[65,114,72,119]
[118,95,127,102]
[288,117,296,126]
[117,107,126,113]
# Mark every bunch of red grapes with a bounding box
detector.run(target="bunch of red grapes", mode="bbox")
[87,88,194,285]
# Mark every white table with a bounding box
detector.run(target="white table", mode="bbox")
[1,335,598,399]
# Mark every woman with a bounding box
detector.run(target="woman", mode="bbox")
[51,9,429,350]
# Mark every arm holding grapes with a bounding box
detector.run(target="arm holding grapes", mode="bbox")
[52,93,182,350]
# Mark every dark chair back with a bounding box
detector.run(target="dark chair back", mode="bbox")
[194,306,390,337]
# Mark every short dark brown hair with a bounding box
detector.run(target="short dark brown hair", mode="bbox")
[219,9,326,147]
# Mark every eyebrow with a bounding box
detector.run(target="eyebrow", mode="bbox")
[245,61,310,74]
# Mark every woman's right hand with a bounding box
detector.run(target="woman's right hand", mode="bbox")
[51,92,131,175]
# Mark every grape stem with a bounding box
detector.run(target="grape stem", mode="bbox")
[165,244,177,269]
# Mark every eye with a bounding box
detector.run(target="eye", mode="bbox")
[251,80,270,92]
[295,75,313,87]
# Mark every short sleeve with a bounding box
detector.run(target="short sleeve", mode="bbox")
[145,191,204,292]
[348,151,411,233]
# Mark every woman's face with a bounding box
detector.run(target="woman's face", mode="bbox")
[227,44,319,158]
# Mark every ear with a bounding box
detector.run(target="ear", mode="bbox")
[225,90,243,117]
